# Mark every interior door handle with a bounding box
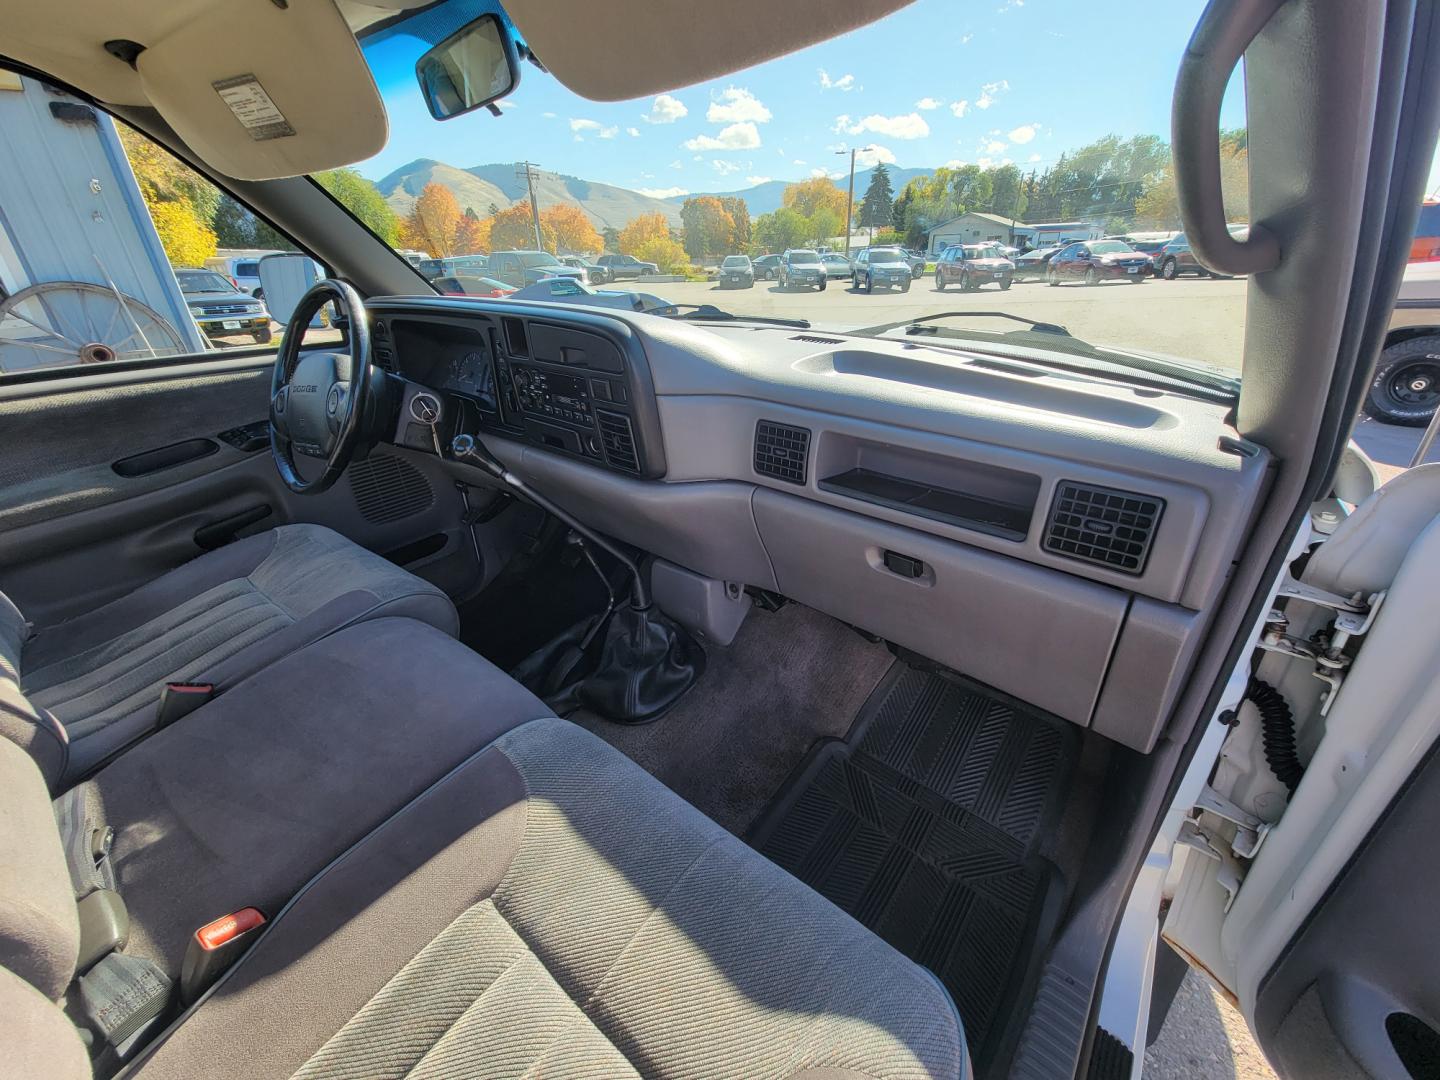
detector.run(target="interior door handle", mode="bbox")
[1172,0,1285,277]
[193,505,273,550]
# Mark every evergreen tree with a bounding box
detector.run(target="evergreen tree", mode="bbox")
[858,164,895,231]
[891,186,913,233]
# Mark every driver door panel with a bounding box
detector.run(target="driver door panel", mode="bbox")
[0,356,469,628]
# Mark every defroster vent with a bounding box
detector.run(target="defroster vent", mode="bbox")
[596,410,640,473]
[1043,481,1163,575]
[754,420,810,484]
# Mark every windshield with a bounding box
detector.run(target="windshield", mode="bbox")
[176,271,235,294]
[1089,240,1134,254]
[333,0,1255,381]
[723,256,751,267]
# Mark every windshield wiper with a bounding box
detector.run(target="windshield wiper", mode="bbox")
[855,310,1072,338]
[664,304,811,329]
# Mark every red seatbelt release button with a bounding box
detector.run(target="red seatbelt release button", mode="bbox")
[181,907,265,1005]
[195,907,265,951]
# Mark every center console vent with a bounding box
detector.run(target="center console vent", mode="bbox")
[596,410,640,473]
[754,420,811,484]
[1043,480,1164,574]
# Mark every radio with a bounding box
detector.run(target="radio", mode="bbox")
[510,364,594,427]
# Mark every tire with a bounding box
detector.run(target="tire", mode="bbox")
[901,280,911,293]
[865,274,873,294]
[1161,258,1178,281]
[999,275,1012,291]
[935,271,945,292]
[252,327,273,345]
[1085,268,1098,287]
[960,271,971,292]
[1048,267,1060,286]
[818,279,827,291]
[1363,337,1440,425]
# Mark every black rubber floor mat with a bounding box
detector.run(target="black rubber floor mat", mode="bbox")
[750,664,1080,1076]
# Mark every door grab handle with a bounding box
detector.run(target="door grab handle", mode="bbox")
[193,505,273,550]
[1172,0,1285,277]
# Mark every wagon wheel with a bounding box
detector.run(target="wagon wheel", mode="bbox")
[0,281,187,371]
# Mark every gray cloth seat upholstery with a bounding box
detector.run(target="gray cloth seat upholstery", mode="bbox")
[0,702,969,1077]
[1,523,458,787]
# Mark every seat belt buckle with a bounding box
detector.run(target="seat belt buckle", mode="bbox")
[179,907,265,1006]
[156,682,214,728]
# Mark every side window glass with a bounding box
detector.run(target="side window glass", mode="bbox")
[0,71,336,374]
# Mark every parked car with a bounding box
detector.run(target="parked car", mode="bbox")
[486,250,585,289]
[1364,260,1440,424]
[558,255,608,283]
[1047,239,1153,285]
[851,246,914,292]
[934,243,1016,291]
[1152,227,1249,279]
[1012,244,1063,282]
[903,249,928,278]
[175,267,272,344]
[717,255,755,288]
[1410,200,1440,262]
[203,253,275,297]
[778,249,827,291]
[431,274,516,298]
[751,253,784,280]
[596,253,660,279]
[821,253,853,280]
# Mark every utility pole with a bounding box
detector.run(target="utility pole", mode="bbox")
[515,161,544,251]
[835,145,874,257]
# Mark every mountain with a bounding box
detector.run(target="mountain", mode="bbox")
[377,159,684,230]
[374,160,938,234]
[669,166,936,218]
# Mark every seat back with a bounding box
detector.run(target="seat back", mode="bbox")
[1305,461,1440,594]
[0,736,80,1000]
[0,591,69,790]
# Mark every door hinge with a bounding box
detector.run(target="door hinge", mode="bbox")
[1178,784,1273,911]
[1257,572,1385,715]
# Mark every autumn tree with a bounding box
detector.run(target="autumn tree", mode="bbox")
[117,125,221,265]
[541,204,603,254]
[315,168,400,246]
[719,196,751,251]
[402,182,462,257]
[453,209,492,254]
[782,177,851,222]
[489,201,553,251]
[630,235,690,273]
[148,201,217,266]
[680,196,736,260]
[617,213,673,256]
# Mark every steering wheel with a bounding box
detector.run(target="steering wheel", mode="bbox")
[269,279,373,495]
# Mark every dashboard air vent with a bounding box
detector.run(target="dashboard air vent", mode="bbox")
[1043,481,1163,575]
[790,334,844,345]
[503,317,530,357]
[596,410,640,473]
[348,451,435,524]
[754,420,811,485]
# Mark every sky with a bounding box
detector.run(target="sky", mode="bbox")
[356,0,1370,198]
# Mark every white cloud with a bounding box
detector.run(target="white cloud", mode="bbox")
[950,100,970,118]
[977,157,996,169]
[569,118,601,132]
[746,175,772,185]
[944,159,968,168]
[976,80,1009,109]
[599,126,618,139]
[855,145,897,167]
[1008,124,1037,144]
[833,112,930,139]
[542,111,557,119]
[569,118,618,140]
[669,160,684,170]
[916,97,942,110]
[793,159,807,166]
[684,121,762,151]
[496,99,515,110]
[712,159,743,175]
[810,167,831,178]
[961,32,974,44]
[1028,152,1042,162]
[819,69,856,92]
[707,87,772,124]
[981,139,1007,155]
[638,186,689,198]
[645,94,688,124]
[627,127,641,137]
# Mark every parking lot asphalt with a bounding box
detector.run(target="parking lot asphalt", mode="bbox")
[613,273,1250,372]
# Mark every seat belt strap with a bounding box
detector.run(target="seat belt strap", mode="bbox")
[54,786,116,899]
[79,952,173,1055]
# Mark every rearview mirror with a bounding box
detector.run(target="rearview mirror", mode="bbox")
[415,14,520,121]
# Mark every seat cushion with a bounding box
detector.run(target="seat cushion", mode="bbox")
[18,524,458,782]
[130,719,968,1079]
[75,617,552,976]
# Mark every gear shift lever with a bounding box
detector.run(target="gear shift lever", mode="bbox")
[450,432,703,722]
[451,434,650,608]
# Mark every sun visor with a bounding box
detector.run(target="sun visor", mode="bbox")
[135,0,386,180]
[504,0,912,101]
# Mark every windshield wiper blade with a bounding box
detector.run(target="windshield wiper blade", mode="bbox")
[664,304,811,329]
[853,310,1072,338]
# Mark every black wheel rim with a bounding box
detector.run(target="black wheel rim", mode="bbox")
[1383,358,1440,410]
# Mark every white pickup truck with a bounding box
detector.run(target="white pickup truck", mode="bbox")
[1369,260,1440,424]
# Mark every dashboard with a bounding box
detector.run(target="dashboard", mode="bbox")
[367,295,1271,755]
